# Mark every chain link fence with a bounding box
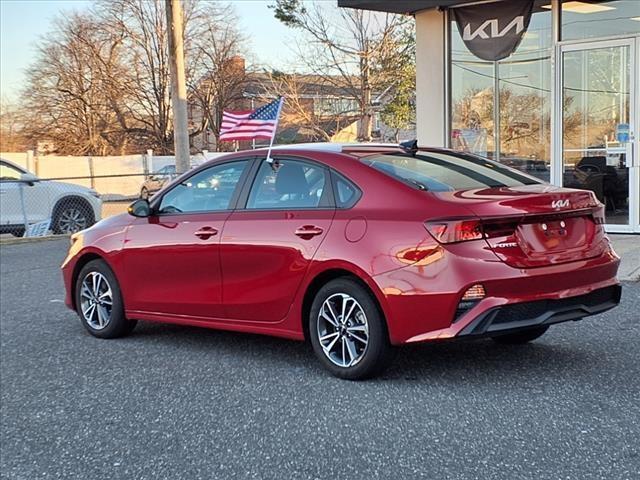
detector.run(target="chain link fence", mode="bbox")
[0,151,223,238]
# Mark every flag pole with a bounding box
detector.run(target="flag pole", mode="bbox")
[265,96,284,164]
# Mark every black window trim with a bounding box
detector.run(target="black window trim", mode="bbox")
[149,157,256,216]
[235,155,337,212]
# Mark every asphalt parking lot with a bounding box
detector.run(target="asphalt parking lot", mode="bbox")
[1,239,639,480]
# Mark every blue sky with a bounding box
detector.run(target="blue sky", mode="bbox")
[0,0,296,102]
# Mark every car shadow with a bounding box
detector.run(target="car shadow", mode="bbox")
[383,339,593,384]
[123,321,596,385]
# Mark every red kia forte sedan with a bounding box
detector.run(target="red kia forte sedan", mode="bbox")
[62,143,621,379]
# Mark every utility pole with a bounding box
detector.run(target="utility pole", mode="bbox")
[166,0,190,174]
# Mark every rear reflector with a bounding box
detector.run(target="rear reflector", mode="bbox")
[462,284,486,301]
[454,284,486,322]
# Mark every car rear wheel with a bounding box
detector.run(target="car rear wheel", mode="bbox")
[309,278,394,380]
[491,326,549,345]
[75,259,136,339]
[53,199,95,234]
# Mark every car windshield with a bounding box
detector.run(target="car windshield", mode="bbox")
[0,161,25,180]
[361,151,542,192]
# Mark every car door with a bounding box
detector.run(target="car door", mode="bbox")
[0,161,24,225]
[121,159,251,319]
[0,161,49,226]
[220,157,335,322]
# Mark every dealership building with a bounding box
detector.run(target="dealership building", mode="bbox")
[339,0,640,233]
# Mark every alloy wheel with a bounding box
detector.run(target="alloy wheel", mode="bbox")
[80,272,113,330]
[317,293,369,368]
[58,207,88,233]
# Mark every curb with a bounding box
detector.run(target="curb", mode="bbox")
[0,234,70,246]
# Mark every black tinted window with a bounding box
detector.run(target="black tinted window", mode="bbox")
[247,159,327,209]
[362,151,541,192]
[158,161,247,213]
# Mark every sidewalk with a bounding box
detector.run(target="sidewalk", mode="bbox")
[611,235,640,282]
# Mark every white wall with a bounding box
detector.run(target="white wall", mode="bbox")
[415,9,447,148]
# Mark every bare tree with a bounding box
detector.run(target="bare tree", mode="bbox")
[21,12,132,155]
[0,98,28,152]
[187,5,249,150]
[18,0,244,155]
[272,0,413,141]
[98,0,174,153]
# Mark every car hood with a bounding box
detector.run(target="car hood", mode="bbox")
[42,180,99,198]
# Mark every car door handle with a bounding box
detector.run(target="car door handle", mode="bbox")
[194,226,218,239]
[294,225,324,238]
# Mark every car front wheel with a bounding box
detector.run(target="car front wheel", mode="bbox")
[309,278,394,380]
[75,259,136,338]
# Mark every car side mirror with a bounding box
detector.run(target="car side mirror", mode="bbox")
[20,172,39,185]
[128,198,152,218]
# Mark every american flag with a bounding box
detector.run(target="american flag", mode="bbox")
[219,97,283,142]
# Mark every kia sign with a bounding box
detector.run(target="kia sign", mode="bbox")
[452,0,534,61]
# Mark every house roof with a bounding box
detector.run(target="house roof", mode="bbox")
[244,73,378,99]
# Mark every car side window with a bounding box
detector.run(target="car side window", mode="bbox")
[333,172,361,208]
[246,159,328,209]
[158,161,248,214]
[0,162,23,181]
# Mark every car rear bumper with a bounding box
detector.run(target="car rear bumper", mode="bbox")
[457,284,621,338]
[373,241,621,345]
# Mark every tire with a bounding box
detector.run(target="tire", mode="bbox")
[53,198,95,234]
[140,187,149,199]
[491,326,548,345]
[74,259,137,339]
[309,278,395,380]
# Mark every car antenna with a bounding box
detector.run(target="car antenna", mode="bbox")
[399,139,418,156]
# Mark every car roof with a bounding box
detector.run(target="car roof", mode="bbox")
[199,143,461,169]
[239,142,424,159]
[0,158,27,173]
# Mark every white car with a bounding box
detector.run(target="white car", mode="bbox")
[0,158,102,236]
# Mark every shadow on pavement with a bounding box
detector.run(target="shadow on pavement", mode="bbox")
[111,319,594,384]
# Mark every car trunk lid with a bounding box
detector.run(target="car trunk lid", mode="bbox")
[432,185,607,268]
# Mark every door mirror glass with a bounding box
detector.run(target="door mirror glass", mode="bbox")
[128,198,152,217]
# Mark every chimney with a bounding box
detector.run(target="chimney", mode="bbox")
[227,55,246,76]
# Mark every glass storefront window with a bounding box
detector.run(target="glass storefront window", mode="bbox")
[561,44,632,225]
[559,1,640,41]
[449,48,495,159]
[450,1,552,181]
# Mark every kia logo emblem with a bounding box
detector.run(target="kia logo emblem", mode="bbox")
[463,16,525,41]
[551,199,570,209]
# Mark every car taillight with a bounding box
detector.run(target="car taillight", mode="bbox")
[425,218,521,244]
[424,219,484,244]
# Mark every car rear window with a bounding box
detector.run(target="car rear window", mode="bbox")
[361,151,541,192]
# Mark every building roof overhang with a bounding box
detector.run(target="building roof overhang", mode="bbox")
[337,0,479,14]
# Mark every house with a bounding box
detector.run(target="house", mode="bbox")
[188,56,416,152]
